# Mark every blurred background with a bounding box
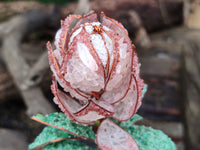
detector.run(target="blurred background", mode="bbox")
[0,0,199,149]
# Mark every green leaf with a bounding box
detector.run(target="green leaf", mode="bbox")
[124,125,176,150]
[29,126,95,150]
[142,84,148,98]
[32,112,96,140]
[43,139,95,150]
[29,126,75,149]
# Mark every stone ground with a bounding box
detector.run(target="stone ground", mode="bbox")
[0,128,28,150]
[0,99,45,150]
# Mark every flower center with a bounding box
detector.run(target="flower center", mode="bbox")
[91,89,104,100]
[93,25,102,34]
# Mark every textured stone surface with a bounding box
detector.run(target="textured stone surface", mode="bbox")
[186,2,200,29]
[0,128,28,150]
[138,27,200,150]
[176,142,185,150]
[139,54,180,121]
[137,27,189,149]
[181,42,200,150]
[141,55,179,78]
[146,121,184,139]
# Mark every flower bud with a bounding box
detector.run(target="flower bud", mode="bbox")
[47,11,144,124]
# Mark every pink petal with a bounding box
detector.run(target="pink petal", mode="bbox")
[112,75,139,121]
[58,14,81,51]
[132,49,144,110]
[61,27,106,93]
[72,10,98,29]
[51,76,87,121]
[101,32,132,104]
[102,73,132,104]
[51,76,113,125]
[100,12,132,51]
[47,42,70,87]
[74,100,114,124]
[100,12,144,115]
[92,98,115,113]
[65,11,98,50]
[102,36,132,104]
[47,42,89,102]
[96,119,139,150]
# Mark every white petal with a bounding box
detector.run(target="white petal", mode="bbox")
[77,42,98,71]
[90,34,108,67]
[69,27,82,45]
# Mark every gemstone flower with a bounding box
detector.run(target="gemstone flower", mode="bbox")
[47,11,144,125]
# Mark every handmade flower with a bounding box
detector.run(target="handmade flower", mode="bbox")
[47,11,144,125]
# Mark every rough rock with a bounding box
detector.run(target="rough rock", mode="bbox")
[0,128,28,150]
[181,41,200,150]
[185,1,200,28]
